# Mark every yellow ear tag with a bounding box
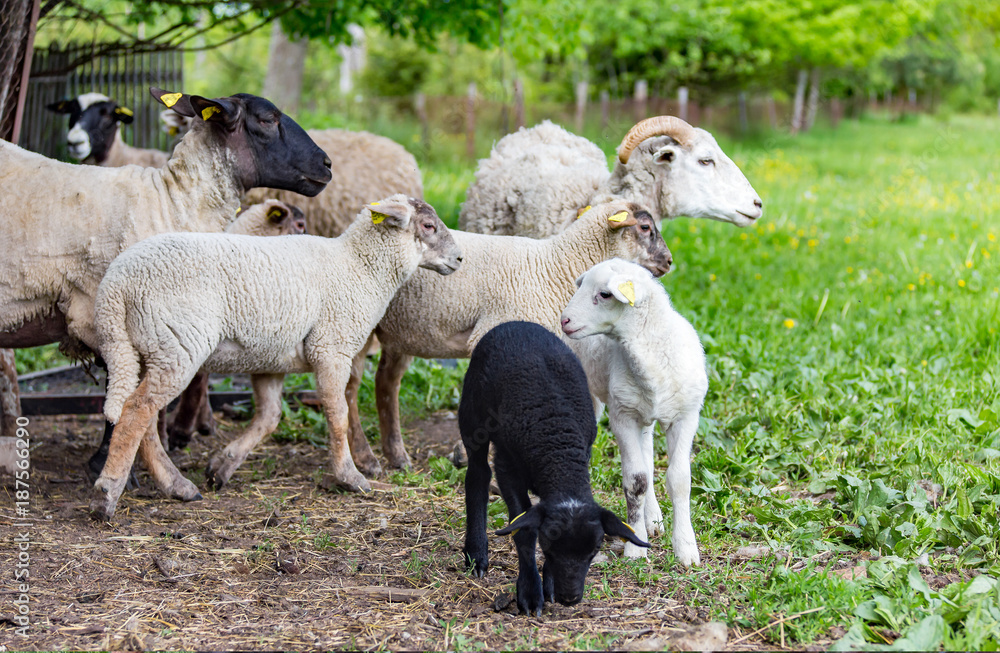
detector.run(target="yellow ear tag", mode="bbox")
[267,208,283,221]
[115,106,133,117]
[168,126,179,137]
[160,92,182,108]
[608,211,629,223]
[618,281,636,306]
[370,201,381,206]
[623,522,636,533]
[235,206,242,215]
[508,511,526,537]
[201,105,221,121]
[576,205,592,219]
[371,211,387,225]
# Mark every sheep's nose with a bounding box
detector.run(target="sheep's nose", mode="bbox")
[560,317,570,327]
[456,255,464,263]
[323,156,332,169]
[754,198,763,209]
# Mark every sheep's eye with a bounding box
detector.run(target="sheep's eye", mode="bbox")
[640,223,650,232]
[699,159,715,166]
[599,291,613,299]
[422,222,436,233]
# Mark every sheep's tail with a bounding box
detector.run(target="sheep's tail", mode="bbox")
[96,285,140,424]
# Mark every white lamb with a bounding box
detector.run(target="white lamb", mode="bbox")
[459,116,763,238]
[90,195,462,520]
[561,258,708,566]
[343,202,673,476]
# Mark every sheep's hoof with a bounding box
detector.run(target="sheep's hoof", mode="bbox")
[672,536,700,567]
[205,453,241,490]
[168,477,203,502]
[353,454,383,478]
[384,448,413,471]
[623,542,650,559]
[88,490,118,522]
[319,470,371,493]
[462,549,488,578]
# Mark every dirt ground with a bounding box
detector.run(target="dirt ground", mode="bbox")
[1,400,797,651]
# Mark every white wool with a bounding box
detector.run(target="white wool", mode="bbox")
[561,258,708,566]
[458,119,762,237]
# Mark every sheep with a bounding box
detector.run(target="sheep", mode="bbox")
[341,201,673,477]
[0,350,17,438]
[47,92,169,168]
[159,199,307,450]
[244,129,423,238]
[458,117,763,238]
[89,195,462,520]
[0,87,331,357]
[461,320,649,616]
[560,259,708,566]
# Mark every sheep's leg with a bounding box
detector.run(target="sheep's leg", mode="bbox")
[461,436,492,577]
[136,420,201,502]
[345,333,382,477]
[611,411,651,559]
[90,377,164,520]
[374,348,414,470]
[205,373,284,490]
[87,419,141,490]
[315,361,371,493]
[663,413,700,567]
[166,372,214,450]
[642,423,664,538]
[494,454,544,615]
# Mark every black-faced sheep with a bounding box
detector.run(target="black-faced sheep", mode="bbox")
[47,92,169,167]
[461,321,648,616]
[561,259,708,566]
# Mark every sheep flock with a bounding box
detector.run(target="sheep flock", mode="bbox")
[1,86,763,616]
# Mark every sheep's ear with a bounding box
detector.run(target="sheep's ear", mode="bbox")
[188,95,239,128]
[608,276,641,307]
[46,99,78,114]
[600,509,650,548]
[266,204,288,224]
[150,87,195,118]
[113,105,134,124]
[495,506,543,537]
[574,272,586,288]
[652,141,681,165]
[607,210,638,229]
[367,200,411,229]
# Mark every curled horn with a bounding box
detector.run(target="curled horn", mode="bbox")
[617,116,698,164]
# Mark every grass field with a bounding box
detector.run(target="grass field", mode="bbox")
[13,113,1000,649]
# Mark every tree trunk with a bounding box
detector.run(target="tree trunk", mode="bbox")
[791,68,808,134]
[513,78,525,129]
[262,21,308,116]
[574,81,588,134]
[600,90,610,133]
[766,95,778,130]
[678,86,688,122]
[804,68,821,132]
[633,79,648,123]
[466,82,476,162]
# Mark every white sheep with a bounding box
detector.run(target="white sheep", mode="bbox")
[244,129,423,238]
[459,117,763,238]
[343,202,673,476]
[48,92,169,167]
[560,258,708,566]
[0,87,331,359]
[90,195,462,520]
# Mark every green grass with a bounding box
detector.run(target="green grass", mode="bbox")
[13,111,1000,648]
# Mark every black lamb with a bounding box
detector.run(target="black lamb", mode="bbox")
[459,320,649,616]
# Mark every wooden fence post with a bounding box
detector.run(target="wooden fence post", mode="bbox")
[466,82,476,162]
[600,90,610,133]
[575,80,587,133]
[513,78,525,129]
[678,86,688,122]
[415,91,429,157]
[634,79,648,122]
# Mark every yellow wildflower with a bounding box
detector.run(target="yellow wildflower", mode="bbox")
[958,279,966,287]
[907,284,915,291]
[783,319,796,329]
[844,236,852,244]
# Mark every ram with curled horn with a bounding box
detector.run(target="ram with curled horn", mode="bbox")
[459,115,763,239]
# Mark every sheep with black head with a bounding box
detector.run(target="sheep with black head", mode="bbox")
[460,321,648,616]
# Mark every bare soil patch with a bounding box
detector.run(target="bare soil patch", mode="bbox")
[2,407,788,650]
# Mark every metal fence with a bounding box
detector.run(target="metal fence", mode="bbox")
[19,43,183,160]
